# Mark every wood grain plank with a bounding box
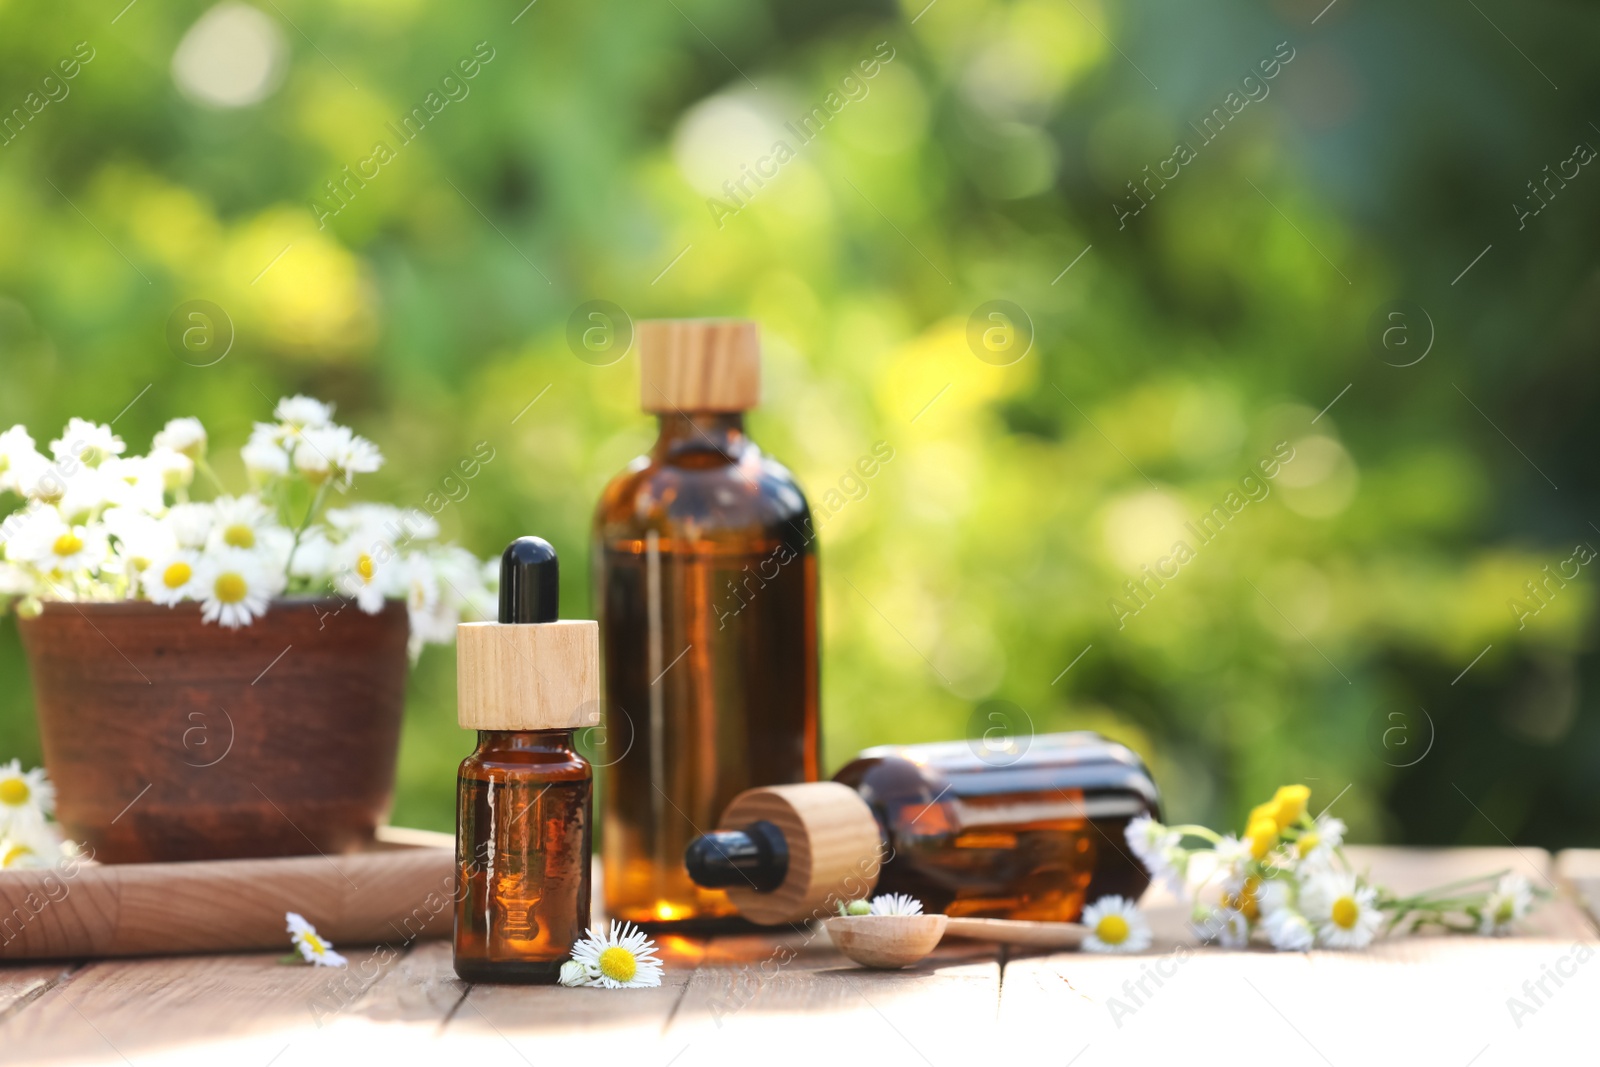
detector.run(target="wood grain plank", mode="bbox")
[0,939,463,1066]
[661,928,1003,1066]
[440,933,708,1059]
[0,840,454,960]
[996,847,1600,1065]
[0,962,78,1023]
[1553,849,1600,934]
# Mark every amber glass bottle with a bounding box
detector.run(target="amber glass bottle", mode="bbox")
[594,319,819,928]
[683,732,1159,925]
[454,537,599,983]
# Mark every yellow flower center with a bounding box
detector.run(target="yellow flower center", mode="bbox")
[1095,914,1130,945]
[357,553,375,582]
[1331,896,1359,930]
[213,572,248,604]
[598,946,638,983]
[1225,877,1261,921]
[222,523,255,549]
[1494,899,1515,924]
[303,932,328,955]
[0,778,30,806]
[1298,832,1320,857]
[1,842,31,866]
[52,532,84,557]
[163,561,193,589]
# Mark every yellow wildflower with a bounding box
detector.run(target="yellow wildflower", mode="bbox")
[1271,785,1311,829]
[1247,817,1278,859]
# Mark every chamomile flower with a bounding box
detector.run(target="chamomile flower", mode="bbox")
[1,838,41,869]
[293,425,383,490]
[165,502,216,549]
[241,431,291,482]
[568,921,664,988]
[50,418,123,469]
[559,959,596,987]
[868,893,924,916]
[1295,815,1345,866]
[142,548,202,605]
[286,912,348,968]
[9,512,108,576]
[1213,833,1253,895]
[1264,908,1316,952]
[105,508,178,576]
[1082,895,1152,953]
[1125,814,1183,889]
[1301,871,1383,950]
[0,816,64,869]
[1479,873,1533,936]
[0,425,40,494]
[208,495,275,552]
[152,417,207,460]
[331,538,398,614]
[195,547,277,628]
[0,562,32,596]
[144,447,195,493]
[274,395,336,431]
[0,760,55,835]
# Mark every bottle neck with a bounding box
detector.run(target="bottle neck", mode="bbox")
[653,411,748,461]
[682,820,790,892]
[474,729,578,756]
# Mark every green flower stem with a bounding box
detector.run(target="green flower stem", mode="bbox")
[194,458,228,497]
[283,481,330,583]
[1381,870,1509,910]
[1168,824,1224,845]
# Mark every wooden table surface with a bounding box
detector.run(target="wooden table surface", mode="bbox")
[3,846,1597,1066]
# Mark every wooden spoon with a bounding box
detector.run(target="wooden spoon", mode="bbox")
[824,914,1087,969]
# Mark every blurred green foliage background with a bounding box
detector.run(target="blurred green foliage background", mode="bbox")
[2,0,1597,847]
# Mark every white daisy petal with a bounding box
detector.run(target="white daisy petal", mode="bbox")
[1479,873,1533,936]
[153,417,207,459]
[194,547,276,628]
[567,921,664,988]
[868,893,924,917]
[1082,894,1152,953]
[285,911,346,967]
[1301,871,1383,950]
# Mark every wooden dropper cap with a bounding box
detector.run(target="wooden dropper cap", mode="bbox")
[639,318,760,412]
[457,537,599,731]
[700,782,885,925]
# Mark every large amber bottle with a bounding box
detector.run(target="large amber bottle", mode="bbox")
[593,319,819,928]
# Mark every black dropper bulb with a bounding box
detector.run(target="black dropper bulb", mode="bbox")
[682,821,789,893]
[499,536,559,624]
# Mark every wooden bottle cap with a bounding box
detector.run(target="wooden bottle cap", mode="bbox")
[456,619,600,730]
[639,318,760,412]
[718,782,885,925]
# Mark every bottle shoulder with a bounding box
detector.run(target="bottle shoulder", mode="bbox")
[593,443,813,544]
[459,750,591,783]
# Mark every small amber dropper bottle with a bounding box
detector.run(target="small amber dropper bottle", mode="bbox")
[454,536,599,983]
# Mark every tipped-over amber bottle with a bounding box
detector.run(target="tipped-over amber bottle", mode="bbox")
[594,319,819,928]
[454,537,599,983]
[683,732,1159,924]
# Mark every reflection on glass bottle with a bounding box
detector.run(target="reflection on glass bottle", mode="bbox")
[455,731,591,982]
